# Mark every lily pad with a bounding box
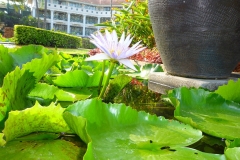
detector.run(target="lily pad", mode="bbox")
[224,139,240,159]
[0,133,6,146]
[28,83,92,102]
[53,70,105,87]
[28,83,59,100]
[0,52,60,122]
[166,87,240,140]
[9,45,50,67]
[225,147,240,160]
[0,139,84,160]
[1,67,35,116]
[0,45,14,86]
[55,88,92,102]
[215,79,240,104]
[63,99,224,159]
[3,102,70,142]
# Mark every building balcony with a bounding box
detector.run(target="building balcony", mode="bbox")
[46,3,118,17]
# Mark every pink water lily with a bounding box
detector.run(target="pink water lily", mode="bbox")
[85,30,146,70]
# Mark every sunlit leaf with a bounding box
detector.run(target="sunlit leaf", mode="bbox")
[0,45,14,86]
[0,133,6,146]
[215,79,240,103]
[9,44,50,67]
[23,52,60,82]
[53,70,105,87]
[28,83,59,100]
[0,139,85,160]
[225,147,240,160]
[223,139,240,160]
[3,102,70,142]
[55,88,92,101]
[62,99,224,159]
[1,67,35,112]
[0,52,60,122]
[166,87,240,140]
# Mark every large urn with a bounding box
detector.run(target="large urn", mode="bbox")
[148,0,240,78]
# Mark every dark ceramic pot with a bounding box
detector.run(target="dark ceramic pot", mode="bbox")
[148,0,240,79]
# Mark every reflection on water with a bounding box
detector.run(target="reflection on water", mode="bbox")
[114,82,175,119]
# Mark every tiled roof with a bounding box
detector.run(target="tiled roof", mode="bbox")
[75,0,126,5]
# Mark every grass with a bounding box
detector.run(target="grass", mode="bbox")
[0,43,90,55]
[49,47,90,55]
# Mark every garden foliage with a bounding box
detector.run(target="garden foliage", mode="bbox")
[0,44,239,159]
[96,0,155,49]
[14,25,82,48]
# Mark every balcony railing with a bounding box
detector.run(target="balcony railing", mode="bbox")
[47,3,117,16]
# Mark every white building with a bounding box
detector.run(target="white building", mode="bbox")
[31,0,125,37]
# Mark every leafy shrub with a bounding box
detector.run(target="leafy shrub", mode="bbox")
[14,25,82,48]
[0,34,15,42]
[82,37,95,49]
[96,0,155,49]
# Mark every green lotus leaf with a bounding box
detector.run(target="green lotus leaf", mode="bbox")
[215,79,240,103]
[28,83,59,100]
[225,147,240,160]
[9,45,50,67]
[1,67,36,115]
[14,132,60,141]
[0,139,85,160]
[0,88,9,125]
[53,70,105,87]
[0,52,60,122]
[0,45,14,86]
[0,133,6,146]
[63,99,224,159]
[22,52,60,82]
[28,83,92,102]
[225,139,240,148]
[53,70,89,87]
[55,88,92,102]
[3,102,70,142]
[167,87,240,140]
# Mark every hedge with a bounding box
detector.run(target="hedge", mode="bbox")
[82,37,96,49]
[14,25,82,48]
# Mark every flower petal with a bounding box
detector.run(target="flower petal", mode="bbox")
[85,53,111,61]
[118,59,138,71]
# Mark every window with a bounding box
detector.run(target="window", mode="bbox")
[85,5,96,10]
[103,7,111,11]
[53,24,67,32]
[70,14,83,23]
[100,17,110,23]
[86,16,98,24]
[85,28,97,36]
[70,26,83,35]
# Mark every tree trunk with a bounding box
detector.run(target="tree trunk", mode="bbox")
[43,0,47,29]
[36,0,39,27]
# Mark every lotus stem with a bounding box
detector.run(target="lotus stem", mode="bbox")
[98,61,115,99]
[98,60,106,95]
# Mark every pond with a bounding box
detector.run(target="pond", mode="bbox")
[0,44,237,159]
[114,80,226,155]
